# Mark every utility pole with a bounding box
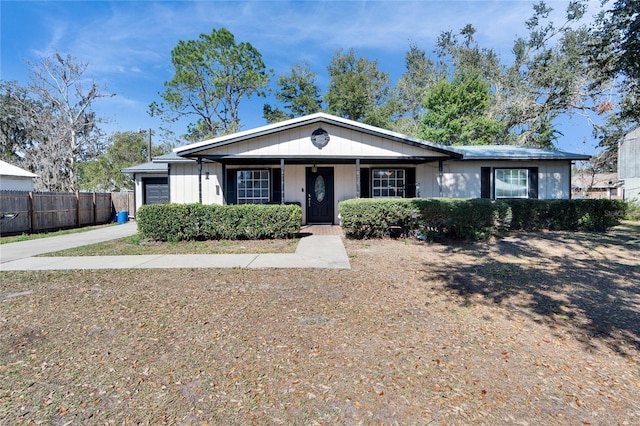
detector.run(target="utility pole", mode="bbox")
[147,128,152,162]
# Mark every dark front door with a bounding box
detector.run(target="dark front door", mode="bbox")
[306,167,334,224]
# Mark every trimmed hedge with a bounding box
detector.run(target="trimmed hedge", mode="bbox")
[136,203,302,242]
[504,199,627,232]
[338,198,626,241]
[339,198,510,241]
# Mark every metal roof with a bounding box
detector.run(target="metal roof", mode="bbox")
[152,152,195,163]
[451,145,591,161]
[0,160,38,178]
[121,161,168,174]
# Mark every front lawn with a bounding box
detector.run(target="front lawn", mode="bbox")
[38,234,300,256]
[1,223,639,424]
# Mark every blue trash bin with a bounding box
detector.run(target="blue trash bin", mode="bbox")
[117,211,129,224]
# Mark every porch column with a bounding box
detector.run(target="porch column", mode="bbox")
[280,158,285,204]
[356,159,361,198]
[438,160,443,198]
[197,157,203,204]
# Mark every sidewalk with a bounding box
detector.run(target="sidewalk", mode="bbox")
[0,222,350,270]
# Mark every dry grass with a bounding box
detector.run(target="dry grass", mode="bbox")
[1,223,639,424]
[40,235,299,256]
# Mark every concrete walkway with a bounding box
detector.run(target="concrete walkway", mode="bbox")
[0,222,350,271]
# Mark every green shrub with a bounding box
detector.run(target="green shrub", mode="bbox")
[504,199,626,232]
[339,198,509,242]
[625,201,640,221]
[136,203,302,241]
[338,198,415,239]
[339,198,626,241]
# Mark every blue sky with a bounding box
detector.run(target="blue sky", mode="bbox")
[1,0,603,154]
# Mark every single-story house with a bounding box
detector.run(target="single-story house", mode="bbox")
[572,172,624,199]
[123,113,589,224]
[0,160,38,191]
[619,126,640,202]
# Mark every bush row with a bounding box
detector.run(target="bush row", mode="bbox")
[136,203,302,242]
[503,199,626,232]
[338,198,627,241]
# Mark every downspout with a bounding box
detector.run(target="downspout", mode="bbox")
[197,157,202,204]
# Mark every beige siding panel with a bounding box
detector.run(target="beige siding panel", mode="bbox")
[171,163,199,204]
[334,164,357,224]
[202,162,223,205]
[0,176,34,191]
[197,123,449,159]
[416,163,440,198]
[623,177,640,201]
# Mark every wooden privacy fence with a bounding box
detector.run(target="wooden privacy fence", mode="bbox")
[111,191,134,218]
[0,191,114,235]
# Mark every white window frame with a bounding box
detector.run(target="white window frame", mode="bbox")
[494,168,529,199]
[236,169,270,204]
[372,169,405,198]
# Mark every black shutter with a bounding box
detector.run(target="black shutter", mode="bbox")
[405,168,416,198]
[481,167,491,199]
[528,167,539,199]
[226,169,237,205]
[360,168,370,198]
[272,168,282,203]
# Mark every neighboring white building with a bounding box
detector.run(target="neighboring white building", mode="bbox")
[619,126,640,202]
[0,160,37,191]
[123,113,590,224]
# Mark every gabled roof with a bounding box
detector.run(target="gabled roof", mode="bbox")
[451,145,590,161]
[0,160,38,178]
[572,172,623,189]
[174,112,462,158]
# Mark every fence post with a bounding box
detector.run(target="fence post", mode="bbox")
[29,191,36,233]
[93,192,97,225]
[76,191,80,227]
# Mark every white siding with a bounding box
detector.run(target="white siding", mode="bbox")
[619,127,640,180]
[283,165,306,222]
[623,177,640,201]
[417,160,572,199]
[0,176,34,191]
[170,163,199,204]
[334,164,357,224]
[202,162,223,205]
[197,123,450,159]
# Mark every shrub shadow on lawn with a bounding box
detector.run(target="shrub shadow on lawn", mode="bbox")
[425,223,640,356]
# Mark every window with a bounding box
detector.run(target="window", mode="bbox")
[495,169,528,198]
[372,169,405,197]
[237,170,270,204]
